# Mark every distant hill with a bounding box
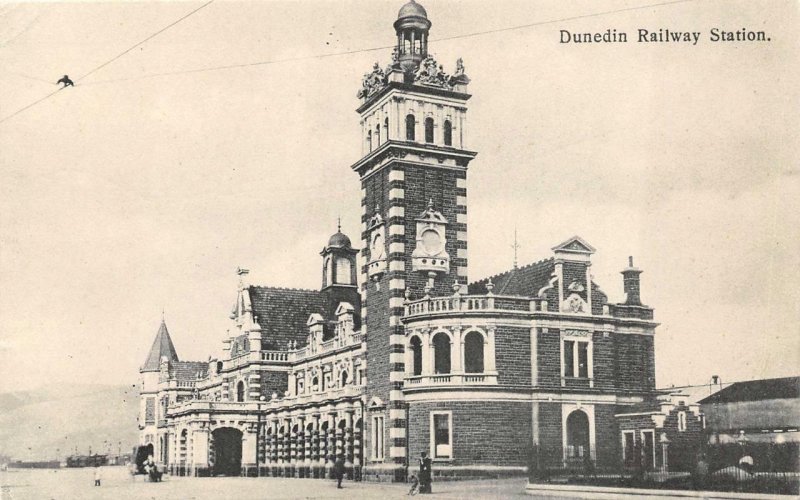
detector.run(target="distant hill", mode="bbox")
[0,384,139,461]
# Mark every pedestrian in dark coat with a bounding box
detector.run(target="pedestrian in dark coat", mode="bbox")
[418,451,432,494]
[334,455,345,488]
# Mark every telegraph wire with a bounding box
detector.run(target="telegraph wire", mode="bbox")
[77,0,214,82]
[1,0,694,123]
[0,0,214,125]
[81,0,696,86]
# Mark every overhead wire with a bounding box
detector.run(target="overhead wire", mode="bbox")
[0,0,215,125]
[1,0,696,124]
[80,0,696,86]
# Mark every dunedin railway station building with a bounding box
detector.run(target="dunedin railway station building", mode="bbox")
[138,0,660,482]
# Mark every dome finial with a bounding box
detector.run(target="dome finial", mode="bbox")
[337,216,341,232]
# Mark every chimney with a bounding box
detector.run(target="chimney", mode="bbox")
[621,256,643,305]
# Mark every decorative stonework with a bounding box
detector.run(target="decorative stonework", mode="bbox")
[562,293,588,314]
[356,63,388,99]
[367,205,387,279]
[411,199,450,274]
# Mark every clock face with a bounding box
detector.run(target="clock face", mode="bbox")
[421,229,442,254]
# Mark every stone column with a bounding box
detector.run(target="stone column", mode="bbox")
[288,418,297,478]
[451,326,463,381]
[296,416,306,477]
[242,424,258,477]
[344,410,354,480]
[312,414,322,478]
[353,414,363,481]
[328,413,338,479]
[192,427,210,477]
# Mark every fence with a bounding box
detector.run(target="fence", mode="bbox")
[527,443,800,496]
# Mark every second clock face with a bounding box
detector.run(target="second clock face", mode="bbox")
[421,229,442,254]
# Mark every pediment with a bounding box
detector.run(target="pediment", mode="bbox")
[552,236,596,254]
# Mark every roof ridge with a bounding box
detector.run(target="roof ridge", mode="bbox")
[250,285,319,293]
[470,256,554,286]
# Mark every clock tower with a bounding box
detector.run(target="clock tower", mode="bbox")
[351,0,477,480]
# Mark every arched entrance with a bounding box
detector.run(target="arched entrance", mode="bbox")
[566,410,590,461]
[212,427,243,476]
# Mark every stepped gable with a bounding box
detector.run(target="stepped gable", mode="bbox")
[170,361,208,382]
[249,286,328,350]
[468,258,555,296]
[698,376,800,405]
[141,320,179,372]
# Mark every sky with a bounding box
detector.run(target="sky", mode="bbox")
[0,0,797,394]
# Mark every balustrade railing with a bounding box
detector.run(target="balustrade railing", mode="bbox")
[404,373,497,386]
[404,293,538,318]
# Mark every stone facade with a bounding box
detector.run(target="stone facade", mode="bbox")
[138,0,665,482]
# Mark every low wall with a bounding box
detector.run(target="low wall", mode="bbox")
[526,483,792,499]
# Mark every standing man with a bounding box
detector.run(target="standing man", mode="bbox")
[93,466,101,486]
[419,451,432,494]
[334,454,345,489]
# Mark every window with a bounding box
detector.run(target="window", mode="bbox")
[341,370,349,387]
[432,332,451,374]
[145,397,156,424]
[375,124,381,145]
[431,412,452,459]
[384,117,389,140]
[410,336,423,376]
[424,117,434,143]
[406,114,415,141]
[641,430,655,470]
[566,410,590,460]
[443,120,452,146]
[367,130,372,151]
[335,257,351,284]
[464,331,484,373]
[312,377,319,392]
[371,416,385,460]
[678,411,687,432]
[622,431,636,467]
[563,339,591,379]
[236,381,245,402]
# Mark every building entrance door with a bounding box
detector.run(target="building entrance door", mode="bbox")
[212,428,243,476]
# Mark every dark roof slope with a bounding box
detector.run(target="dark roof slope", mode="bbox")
[698,377,800,405]
[469,258,555,296]
[171,361,208,382]
[249,286,328,350]
[141,320,179,372]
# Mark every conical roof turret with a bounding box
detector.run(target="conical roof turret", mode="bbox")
[140,319,179,372]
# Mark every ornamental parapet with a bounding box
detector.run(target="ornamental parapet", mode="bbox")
[405,373,498,387]
[403,293,539,321]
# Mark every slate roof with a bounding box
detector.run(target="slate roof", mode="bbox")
[698,377,800,405]
[468,258,555,296]
[170,361,208,382]
[249,286,328,350]
[141,320,179,372]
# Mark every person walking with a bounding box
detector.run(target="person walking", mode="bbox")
[93,466,101,486]
[418,451,432,494]
[334,455,345,489]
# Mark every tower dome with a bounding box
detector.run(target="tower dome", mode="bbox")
[398,0,427,20]
[327,231,352,249]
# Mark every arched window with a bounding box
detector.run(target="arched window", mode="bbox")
[236,381,245,402]
[384,117,389,141]
[432,332,451,374]
[410,336,423,376]
[424,117,434,143]
[341,370,349,387]
[464,331,484,373]
[443,120,452,146]
[312,376,319,392]
[375,124,381,145]
[367,130,372,151]
[406,114,415,141]
[566,410,590,460]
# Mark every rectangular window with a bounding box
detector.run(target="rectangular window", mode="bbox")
[641,430,655,469]
[563,339,591,379]
[431,411,452,459]
[577,343,588,378]
[372,416,385,460]
[622,431,635,466]
[145,397,156,424]
[563,340,574,377]
[678,411,687,432]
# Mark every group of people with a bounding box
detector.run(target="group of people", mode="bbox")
[409,452,433,495]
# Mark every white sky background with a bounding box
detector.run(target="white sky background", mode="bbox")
[0,0,797,393]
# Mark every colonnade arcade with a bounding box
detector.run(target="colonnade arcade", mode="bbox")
[163,400,363,479]
[405,325,497,384]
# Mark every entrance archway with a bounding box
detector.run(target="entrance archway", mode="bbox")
[566,410,590,461]
[212,427,243,476]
